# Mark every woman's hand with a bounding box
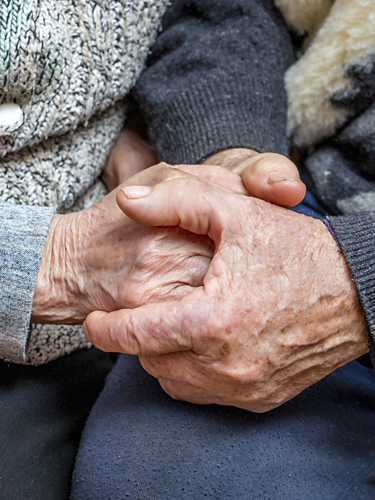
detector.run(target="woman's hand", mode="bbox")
[32,162,246,324]
[101,130,157,191]
[102,135,306,208]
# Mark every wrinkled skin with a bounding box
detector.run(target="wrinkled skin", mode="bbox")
[102,129,306,208]
[84,175,368,413]
[101,129,157,192]
[32,163,246,324]
[206,148,306,208]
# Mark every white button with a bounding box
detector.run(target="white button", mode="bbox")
[0,103,23,127]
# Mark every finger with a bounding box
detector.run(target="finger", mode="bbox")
[116,176,236,240]
[119,162,247,195]
[241,153,306,207]
[174,163,248,195]
[114,130,157,170]
[140,352,217,402]
[140,353,217,404]
[83,293,208,355]
[139,351,198,380]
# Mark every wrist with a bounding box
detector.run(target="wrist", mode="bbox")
[315,218,368,359]
[31,212,89,324]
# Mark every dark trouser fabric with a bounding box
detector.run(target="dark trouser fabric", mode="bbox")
[0,348,114,500]
[71,193,375,499]
[71,355,375,500]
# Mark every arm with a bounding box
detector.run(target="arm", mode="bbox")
[0,203,55,362]
[111,0,305,205]
[132,0,294,164]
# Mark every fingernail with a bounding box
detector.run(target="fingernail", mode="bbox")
[121,186,151,199]
[268,173,302,185]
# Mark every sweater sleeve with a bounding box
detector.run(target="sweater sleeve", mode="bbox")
[132,0,294,164]
[0,202,55,362]
[327,214,375,365]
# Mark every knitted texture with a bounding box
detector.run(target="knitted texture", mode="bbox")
[0,0,169,364]
[277,1,375,357]
[0,0,295,364]
[0,203,55,362]
[328,214,375,363]
[134,0,293,163]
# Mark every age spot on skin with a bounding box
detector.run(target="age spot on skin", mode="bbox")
[225,327,233,335]
[220,342,231,357]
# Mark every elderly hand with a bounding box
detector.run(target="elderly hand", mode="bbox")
[102,133,306,207]
[83,174,368,412]
[32,163,245,324]
[206,148,306,208]
[101,130,157,191]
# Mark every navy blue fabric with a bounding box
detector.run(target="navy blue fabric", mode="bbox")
[71,355,375,500]
[291,190,328,219]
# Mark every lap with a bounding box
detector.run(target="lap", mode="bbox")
[71,354,375,500]
[0,348,114,500]
[72,191,375,499]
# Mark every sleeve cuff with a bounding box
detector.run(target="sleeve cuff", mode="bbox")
[146,79,289,165]
[0,203,55,363]
[327,213,375,366]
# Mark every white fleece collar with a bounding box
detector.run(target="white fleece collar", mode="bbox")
[275,0,375,147]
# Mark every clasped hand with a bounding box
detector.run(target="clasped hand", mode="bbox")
[84,167,368,412]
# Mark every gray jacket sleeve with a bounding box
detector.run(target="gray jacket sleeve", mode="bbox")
[0,203,55,362]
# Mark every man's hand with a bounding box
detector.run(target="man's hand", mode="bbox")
[32,163,246,324]
[83,175,368,412]
[206,148,306,207]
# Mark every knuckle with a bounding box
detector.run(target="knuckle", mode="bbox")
[150,162,188,183]
[155,161,171,169]
[252,153,294,175]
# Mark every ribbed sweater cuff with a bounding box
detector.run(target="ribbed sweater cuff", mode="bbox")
[0,203,55,363]
[148,80,289,165]
[327,214,375,365]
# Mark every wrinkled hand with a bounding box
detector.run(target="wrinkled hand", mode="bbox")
[101,130,157,191]
[102,135,306,207]
[84,175,368,412]
[32,163,246,324]
[206,148,306,207]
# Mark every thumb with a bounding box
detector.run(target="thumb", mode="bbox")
[241,153,306,208]
[83,294,207,355]
[116,176,234,239]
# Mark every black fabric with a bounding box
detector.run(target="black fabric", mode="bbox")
[0,348,114,500]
